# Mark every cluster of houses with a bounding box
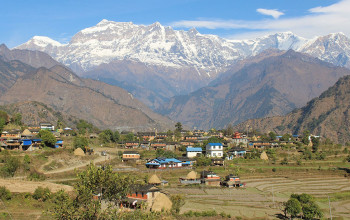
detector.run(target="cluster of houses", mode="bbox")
[179,170,243,188]
[0,122,64,151]
[122,170,244,212]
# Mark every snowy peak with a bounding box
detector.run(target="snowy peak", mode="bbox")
[21,36,63,48]
[15,19,350,74]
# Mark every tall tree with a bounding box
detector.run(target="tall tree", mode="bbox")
[175,122,182,132]
[38,130,56,147]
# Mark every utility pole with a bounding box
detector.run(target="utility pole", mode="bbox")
[272,186,275,208]
[328,196,332,220]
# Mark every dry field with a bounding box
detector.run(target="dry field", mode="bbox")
[167,175,350,219]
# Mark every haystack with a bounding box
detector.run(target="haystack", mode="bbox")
[148,174,161,185]
[260,151,268,160]
[22,129,33,137]
[186,171,198,180]
[74,148,85,156]
[252,135,258,141]
[151,193,172,212]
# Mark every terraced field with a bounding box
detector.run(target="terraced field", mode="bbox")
[167,175,350,219]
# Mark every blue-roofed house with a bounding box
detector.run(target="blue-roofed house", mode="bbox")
[227,147,246,159]
[206,143,223,158]
[145,157,182,169]
[21,139,33,151]
[55,140,63,148]
[186,147,202,158]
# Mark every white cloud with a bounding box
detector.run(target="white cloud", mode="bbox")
[171,0,350,39]
[256,8,284,19]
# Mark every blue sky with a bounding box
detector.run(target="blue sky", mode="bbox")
[1,0,347,48]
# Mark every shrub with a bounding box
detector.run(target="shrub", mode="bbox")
[280,157,289,165]
[272,168,277,172]
[27,169,46,181]
[0,186,11,200]
[0,152,20,177]
[33,187,51,201]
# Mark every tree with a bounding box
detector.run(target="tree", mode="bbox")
[302,130,310,145]
[224,124,234,136]
[73,136,88,151]
[49,163,136,219]
[311,136,320,152]
[171,194,185,215]
[289,193,323,219]
[112,130,120,143]
[11,113,22,125]
[268,132,277,141]
[56,119,64,129]
[195,155,211,166]
[280,133,292,142]
[0,117,5,133]
[76,119,96,135]
[99,129,114,144]
[125,132,135,142]
[285,198,302,218]
[156,149,177,158]
[38,130,56,147]
[175,122,183,132]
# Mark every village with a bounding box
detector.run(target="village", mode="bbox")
[1,117,349,219]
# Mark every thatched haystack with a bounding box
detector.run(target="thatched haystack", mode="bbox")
[148,174,161,185]
[186,171,198,180]
[260,151,268,160]
[74,148,85,156]
[151,193,172,212]
[22,129,33,137]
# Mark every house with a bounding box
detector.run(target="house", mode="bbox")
[180,140,198,146]
[221,174,242,188]
[20,139,33,151]
[186,147,202,158]
[227,147,246,159]
[124,142,139,148]
[138,132,156,141]
[231,132,248,145]
[1,130,21,140]
[55,140,63,148]
[40,122,55,131]
[145,158,182,169]
[178,157,195,167]
[28,126,40,135]
[200,170,221,186]
[122,151,140,161]
[179,171,201,184]
[150,143,166,150]
[211,158,225,166]
[125,184,172,211]
[206,143,223,157]
[184,136,199,141]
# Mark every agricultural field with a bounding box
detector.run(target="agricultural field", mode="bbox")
[0,141,349,219]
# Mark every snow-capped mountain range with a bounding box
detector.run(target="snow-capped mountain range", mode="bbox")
[16,19,350,76]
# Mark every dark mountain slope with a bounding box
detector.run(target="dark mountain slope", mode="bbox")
[159,50,350,129]
[234,75,350,144]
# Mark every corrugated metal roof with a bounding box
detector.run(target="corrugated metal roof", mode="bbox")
[186,147,202,152]
[207,143,223,146]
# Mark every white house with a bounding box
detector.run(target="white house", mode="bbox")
[186,147,203,158]
[205,143,223,158]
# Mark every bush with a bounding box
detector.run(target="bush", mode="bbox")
[280,157,288,165]
[0,186,11,200]
[33,187,51,201]
[27,169,46,181]
[272,168,277,172]
[0,152,20,177]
